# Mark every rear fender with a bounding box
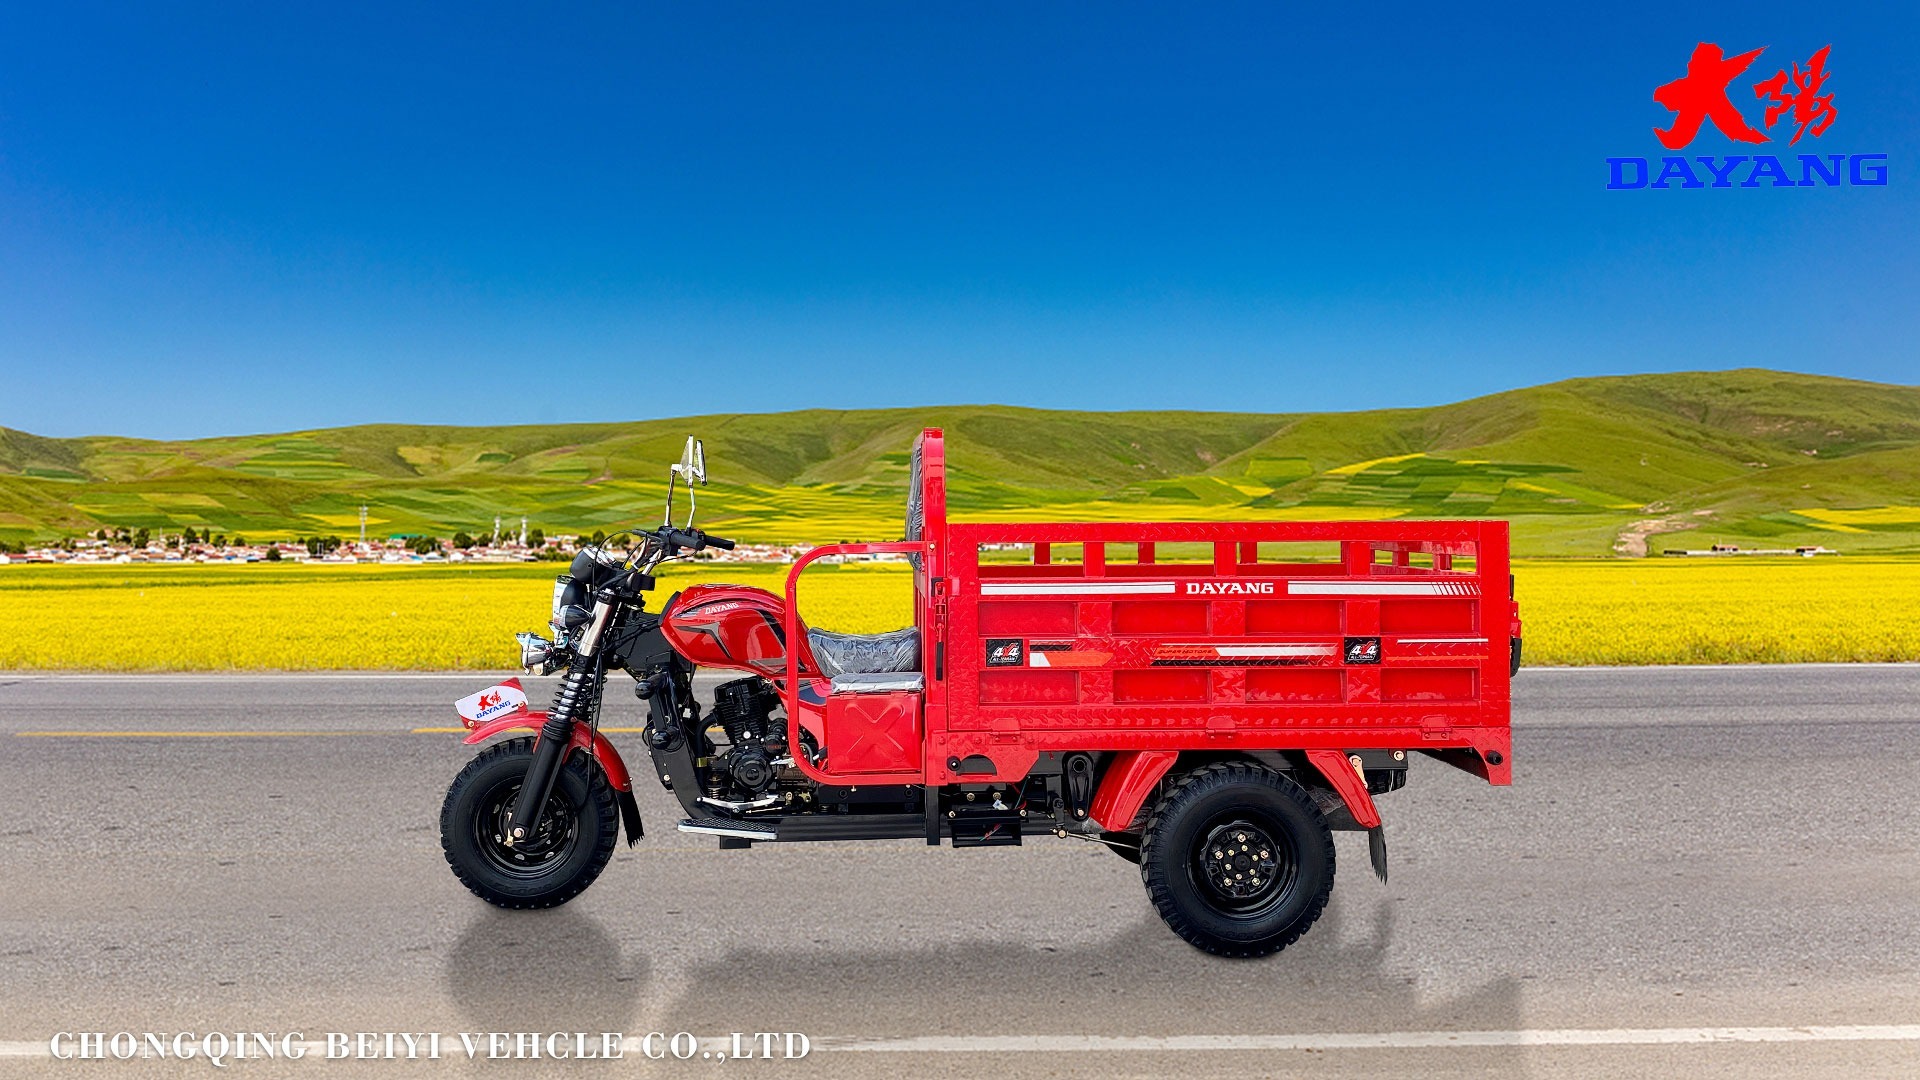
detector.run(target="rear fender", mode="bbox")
[1303,749,1381,830]
[462,711,643,845]
[1089,750,1179,832]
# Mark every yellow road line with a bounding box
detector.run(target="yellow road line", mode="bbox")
[411,726,647,734]
[15,727,651,738]
[15,730,372,738]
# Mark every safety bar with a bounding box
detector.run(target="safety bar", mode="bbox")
[779,541,930,786]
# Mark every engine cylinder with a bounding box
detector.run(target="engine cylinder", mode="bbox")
[710,676,781,748]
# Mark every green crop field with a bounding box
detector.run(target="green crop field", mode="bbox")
[5,368,1920,558]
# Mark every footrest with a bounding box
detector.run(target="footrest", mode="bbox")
[677,816,778,841]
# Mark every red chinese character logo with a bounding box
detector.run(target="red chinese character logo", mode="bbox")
[1653,42,1771,149]
[1755,45,1837,145]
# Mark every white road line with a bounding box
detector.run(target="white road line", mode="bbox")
[826,1026,1920,1052]
[4,663,1916,679]
[7,1026,1917,1059]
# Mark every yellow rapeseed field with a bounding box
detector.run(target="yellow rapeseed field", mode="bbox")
[0,561,916,671]
[0,557,1914,670]
[1516,557,1920,665]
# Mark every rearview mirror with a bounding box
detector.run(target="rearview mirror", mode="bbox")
[676,437,707,485]
[663,436,707,528]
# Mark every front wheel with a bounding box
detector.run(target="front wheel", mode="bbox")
[441,737,619,908]
[1139,762,1335,958]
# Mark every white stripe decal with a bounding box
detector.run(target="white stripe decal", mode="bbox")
[825,1025,1920,1053]
[980,581,1176,595]
[1398,637,1489,644]
[1029,653,1050,667]
[1211,645,1338,657]
[1290,581,1480,597]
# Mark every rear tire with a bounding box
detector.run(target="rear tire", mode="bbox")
[441,737,619,909]
[1139,761,1334,958]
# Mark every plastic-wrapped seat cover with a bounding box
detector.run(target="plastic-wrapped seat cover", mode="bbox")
[807,626,920,677]
[830,671,925,694]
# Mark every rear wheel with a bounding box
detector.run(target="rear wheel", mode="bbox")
[441,737,619,908]
[1139,762,1334,958]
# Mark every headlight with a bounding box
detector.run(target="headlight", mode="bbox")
[515,632,561,675]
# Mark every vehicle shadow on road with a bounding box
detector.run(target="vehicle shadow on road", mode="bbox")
[443,906,647,1033]
[641,896,1524,1066]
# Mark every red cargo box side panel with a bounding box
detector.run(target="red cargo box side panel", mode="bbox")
[937,521,1512,783]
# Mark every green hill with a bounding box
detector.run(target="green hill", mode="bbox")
[4,368,1918,556]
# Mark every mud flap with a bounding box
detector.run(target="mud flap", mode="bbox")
[617,789,644,847]
[1368,825,1388,883]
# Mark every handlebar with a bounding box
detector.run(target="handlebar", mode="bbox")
[655,526,736,552]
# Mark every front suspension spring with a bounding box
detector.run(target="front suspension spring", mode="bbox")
[542,664,603,740]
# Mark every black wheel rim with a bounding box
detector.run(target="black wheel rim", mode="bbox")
[1188,814,1299,918]
[471,776,580,880]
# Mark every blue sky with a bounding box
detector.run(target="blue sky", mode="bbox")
[1,2,1914,439]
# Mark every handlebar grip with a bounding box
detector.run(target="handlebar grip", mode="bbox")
[658,526,733,551]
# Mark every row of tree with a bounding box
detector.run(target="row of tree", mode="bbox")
[7,523,570,557]
[88,525,248,548]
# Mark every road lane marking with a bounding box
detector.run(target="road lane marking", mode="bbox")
[6,1026,1919,1060]
[411,726,646,734]
[827,1026,1920,1052]
[14,730,375,738]
[12,728,649,738]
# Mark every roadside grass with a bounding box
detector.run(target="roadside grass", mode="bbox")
[2,557,1916,671]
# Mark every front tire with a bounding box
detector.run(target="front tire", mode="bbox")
[441,737,619,909]
[1139,762,1334,958]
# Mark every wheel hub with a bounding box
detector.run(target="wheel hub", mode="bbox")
[1199,822,1280,900]
[475,781,578,877]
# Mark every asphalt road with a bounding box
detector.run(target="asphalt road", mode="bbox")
[1,666,1916,1078]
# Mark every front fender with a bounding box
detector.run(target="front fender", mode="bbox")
[462,711,643,845]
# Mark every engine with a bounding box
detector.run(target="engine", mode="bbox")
[706,676,787,800]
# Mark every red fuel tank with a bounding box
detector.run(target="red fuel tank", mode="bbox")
[662,583,807,677]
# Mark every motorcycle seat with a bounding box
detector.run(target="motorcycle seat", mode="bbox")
[807,626,920,678]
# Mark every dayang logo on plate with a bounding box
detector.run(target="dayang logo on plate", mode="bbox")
[455,682,529,724]
[1608,41,1887,189]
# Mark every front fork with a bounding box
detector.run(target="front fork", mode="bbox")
[506,600,613,846]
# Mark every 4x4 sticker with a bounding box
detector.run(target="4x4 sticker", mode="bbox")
[985,638,1024,666]
[1343,637,1382,665]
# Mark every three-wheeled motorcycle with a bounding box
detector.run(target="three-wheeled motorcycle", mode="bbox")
[441,430,1520,956]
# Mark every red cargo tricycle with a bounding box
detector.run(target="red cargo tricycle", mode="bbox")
[440,430,1520,957]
